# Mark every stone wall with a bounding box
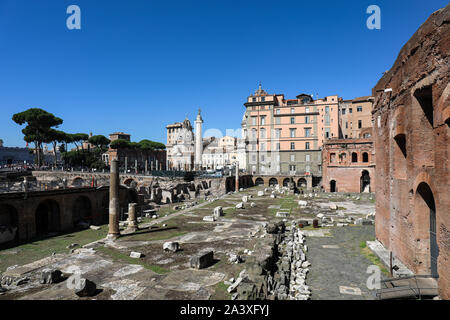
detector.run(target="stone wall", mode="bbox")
[372,5,449,299]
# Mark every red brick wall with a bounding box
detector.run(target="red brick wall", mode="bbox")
[372,5,449,299]
[322,138,376,193]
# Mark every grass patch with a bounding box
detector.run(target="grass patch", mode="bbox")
[360,241,367,249]
[96,246,169,274]
[210,281,231,300]
[361,247,389,276]
[0,225,108,273]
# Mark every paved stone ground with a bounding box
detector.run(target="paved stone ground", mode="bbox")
[307,225,379,300]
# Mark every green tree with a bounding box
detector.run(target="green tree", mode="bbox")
[46,129,68,166]
[110,139,131,149]
[70,133,89,151]
[88,135,110,150]
[12,108,63,167]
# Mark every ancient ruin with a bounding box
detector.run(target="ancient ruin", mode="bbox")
[372,5,449,299]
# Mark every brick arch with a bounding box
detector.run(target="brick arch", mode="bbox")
[268,177,278,186]
[123,178,136,187]
[254,177,265,186]
[71,177,84,187]
[412,171,440,209]
[0,203,19,243]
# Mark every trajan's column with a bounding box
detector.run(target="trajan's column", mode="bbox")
[194,108,203,170]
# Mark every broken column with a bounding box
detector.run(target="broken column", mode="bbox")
[108,158,120,239]
[235,162,239,192]
[126,203,138,232]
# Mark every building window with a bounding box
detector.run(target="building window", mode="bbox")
[357,106,363,112]
[251,129,257,140]
[261,143,266,151]
[276,109,280,115]
[252,155,256,162]
[352,152,358,162]
[261,97,265,102]
[305,142,310,150]
[358,120,362,129]
[305,128,311,137]
[305,107,310,113]
[342,108,346,115]
[290,117,295,124]
[305,116,310,124]
[290,142,295,150]
[305,165,310,173]
[349,108,353,114]
[325,115,330,125]
[261,116,266,125]
[345,122,348,129]
[290,128,296,138]
[261,155,265,162]
[290,154,295,162]
[260,128,266,139]
[330,153,336,162]
[276,143,280,150]
[325,106,329,114]
[275,117,280,124]
[362,152,369,162]
[305,154,310,162]
[325,128,330,138]
[275,129,281,138]
[251,117,256,125]
[291,108,295,114]
[289,165,296,171]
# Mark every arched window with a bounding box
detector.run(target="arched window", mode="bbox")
[352,152,358,163]
[362,152,369,162]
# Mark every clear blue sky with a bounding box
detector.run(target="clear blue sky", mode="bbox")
[0,0,447,147]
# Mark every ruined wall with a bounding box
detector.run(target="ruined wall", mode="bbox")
[372,5,449,299]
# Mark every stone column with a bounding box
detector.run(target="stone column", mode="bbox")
[135,159,138,174]
[124,157,128,173]
[235,162,239,191]
[145,160,148,175]
[156,160,159,171]
[126,203,138,232]
[108,158,120,239]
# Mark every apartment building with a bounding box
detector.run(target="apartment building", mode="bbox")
[241,85,340,177]
[339,96,374,139]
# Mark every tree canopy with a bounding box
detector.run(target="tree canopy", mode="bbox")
[12,108,63,166]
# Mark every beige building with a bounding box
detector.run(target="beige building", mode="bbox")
[339,96,374,139]
[242,85,340,179]
[166,118,195,170]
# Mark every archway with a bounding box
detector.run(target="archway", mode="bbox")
[255,178,264,186]
[269,178,278,186]
[330,180,336,192]
[35,200,61,236]
[72,177,84,187]
[298,178,307,188]
[0,204,19,243]
[282,178,293,187]
[123,178,136,187]
[360,170,370,193]
[415,182,438,277]
[72,196,92,227]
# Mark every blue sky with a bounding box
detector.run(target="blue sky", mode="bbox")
[0,0,447,147]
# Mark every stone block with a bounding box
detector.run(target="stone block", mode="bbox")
[190,250,214,269]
